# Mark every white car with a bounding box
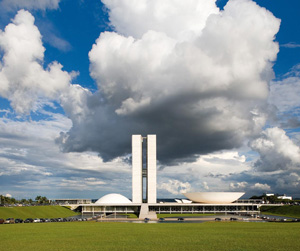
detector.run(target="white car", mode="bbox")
[33,218,41,223]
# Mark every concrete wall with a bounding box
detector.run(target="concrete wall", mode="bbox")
[147,135,157,203]
[132,135,143,203]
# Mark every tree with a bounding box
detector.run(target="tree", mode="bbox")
[35,195,42,204]
[35,195,49,204]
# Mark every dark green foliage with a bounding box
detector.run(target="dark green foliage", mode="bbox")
[35,196,49,204]
[260,205,300,217]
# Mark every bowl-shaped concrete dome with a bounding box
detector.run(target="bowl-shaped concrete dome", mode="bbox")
[183,192,245,204]
[95,193,132,204]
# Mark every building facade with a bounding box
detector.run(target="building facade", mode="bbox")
[132,135,157,204]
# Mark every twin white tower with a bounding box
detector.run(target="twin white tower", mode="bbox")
[132,135,157,204]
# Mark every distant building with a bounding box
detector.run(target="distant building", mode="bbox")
[278,195,292,200]
[51,199,92,205]
[266,193,275,197]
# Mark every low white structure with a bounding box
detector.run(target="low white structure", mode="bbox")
[81,202,260,216]
[266,193,275,197]
[95,193,132,204]
[51,199,92,204]
[79,135,262,218]
[183,192,245,204]
[278,195,292,200]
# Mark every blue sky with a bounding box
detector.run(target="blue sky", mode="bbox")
[0,0,300,200]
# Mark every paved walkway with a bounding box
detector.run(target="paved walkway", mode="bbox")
[95,216,262,222]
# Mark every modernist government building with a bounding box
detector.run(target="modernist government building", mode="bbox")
[80,135,260,218]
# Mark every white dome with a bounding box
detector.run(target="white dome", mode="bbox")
[183,192,244,204]
[95,193,132,204]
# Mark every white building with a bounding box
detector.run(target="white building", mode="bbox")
[278,195,292,200]
[80,135,260,218]
[132,135,157,204]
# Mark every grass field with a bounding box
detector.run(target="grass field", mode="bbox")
[260,205,300,218]
[1,221,300,251]
[0,206,79,219]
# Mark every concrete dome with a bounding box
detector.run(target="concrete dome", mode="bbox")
[183,192,245,204]
[95,193,132,204]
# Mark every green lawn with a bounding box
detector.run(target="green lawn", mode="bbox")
[0,206,79,219]
[260,205,300,218]
[0,221,299,251]
[119,213,138,218]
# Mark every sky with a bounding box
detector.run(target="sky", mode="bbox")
[0,0,300,200]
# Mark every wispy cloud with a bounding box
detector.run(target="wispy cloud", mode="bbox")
[0,0,61,12]
[281,42,300,48]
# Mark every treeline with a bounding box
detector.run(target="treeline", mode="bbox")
[0,195,49,206]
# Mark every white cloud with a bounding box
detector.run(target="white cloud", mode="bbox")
[251,183,271,191]
[0,114,131,198]
[157,150,251,196]
[59,178,107,191]
[269,76,300,115]
[0,10,90,116]
[58,0,281,164]
[0,10,68,113]
[101,0,219,40]
[0,0,61,11]
[250,127,300,171]
[281,42,300,49]
[44,32,72,52]
[2,0,298,198]
[203,181,209,190]
[230,181,248,190]
[158,179,191,195]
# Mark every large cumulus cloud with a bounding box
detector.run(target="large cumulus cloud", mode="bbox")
[250,127,300,172]
[0,10,90,117]
[58,0,280,164]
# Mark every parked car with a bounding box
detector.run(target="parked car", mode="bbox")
[33,218,41,223]
[215,218,222,221]
[4,218,14,224]
[159,218,165,221]
[15,218,23,223]
[0,219,4,224]
[24,218,34,223]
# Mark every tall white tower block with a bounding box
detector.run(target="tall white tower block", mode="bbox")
[132,134,157,204]
[147,135,157,203]
[132,135,143,203]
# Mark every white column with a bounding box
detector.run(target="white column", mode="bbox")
[132,135,143,203]
[147,134,157,203]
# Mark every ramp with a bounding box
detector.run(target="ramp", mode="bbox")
[139,204,157,219]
